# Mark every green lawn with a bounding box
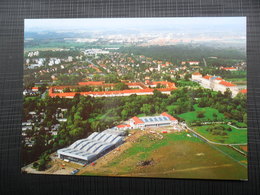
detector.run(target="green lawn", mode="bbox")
[178,104,226,123]
[193,124,247,144]
[226,77,247,82]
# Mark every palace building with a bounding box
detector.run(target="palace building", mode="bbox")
[191,72,245,97]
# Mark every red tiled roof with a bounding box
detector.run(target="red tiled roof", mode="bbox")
[239,89,247,94]
[32,87,39,89]
[192,72,202,75]
[219,81,236,87]
[126,82,142,86]
[49,87,177,98]
[150,81,176,88]
[131,116,144,124]
[49,81,177,98]
[222,67,237,70]
[161,112,178,121]
[78,81,104,85]
[117,124,131,128]
[203,75,212,80]
[215,77,222,80]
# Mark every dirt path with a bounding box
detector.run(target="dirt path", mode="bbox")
[122,164,233,177]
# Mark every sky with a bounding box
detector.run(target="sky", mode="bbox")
[25,17,246,35]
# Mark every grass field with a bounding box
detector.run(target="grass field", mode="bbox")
[193,124,247,144]
[226,78,247,82]
[82,132,247,180]
[177,104,226,123]
[212,144,247,166]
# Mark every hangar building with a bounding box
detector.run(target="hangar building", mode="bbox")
[57,132,123,164]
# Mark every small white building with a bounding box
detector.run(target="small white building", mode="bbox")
[188,61,200,65]
[191,72,202,80]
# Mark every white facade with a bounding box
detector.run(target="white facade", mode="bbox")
[191,73,239,97]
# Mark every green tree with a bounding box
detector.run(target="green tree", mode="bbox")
[105,74,119,83]
[197,111,205,118]
[140,104,152,115]
[114,82,129,91]
[224,88,232,98]
[184,73,191,81]
[63,87,71,92]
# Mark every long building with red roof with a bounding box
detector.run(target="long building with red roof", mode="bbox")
[130,113,178,129]
[49,81,177,98]
[221,67,238,71]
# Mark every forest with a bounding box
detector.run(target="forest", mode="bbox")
[119,45,246,65]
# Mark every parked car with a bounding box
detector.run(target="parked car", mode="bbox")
[70,169,79,175]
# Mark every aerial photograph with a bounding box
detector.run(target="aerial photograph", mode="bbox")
[21,17,247,180]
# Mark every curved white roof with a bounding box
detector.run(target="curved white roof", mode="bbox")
[57,131,123,162]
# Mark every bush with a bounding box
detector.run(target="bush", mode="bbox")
[232,121,247,128]
[36,153,51,171]
[197,111,205,118]
[206,124,230,136]
[33,162,39,169]
[37,159,47,171]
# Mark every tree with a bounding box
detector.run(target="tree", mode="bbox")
[224,88,232,98]
[156,83,161,88]
[114,82,129,91]
[37,153,50,171]
[33,162,39,169]
[153,89,166,99]
[121,109,129,120]
[197,111,205,118]
[184,73,191,81]
[140,104,152,115]
[213,113,217,119]
[90,121,101,132]
[243,113,247,124]
[105,74,119,83]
